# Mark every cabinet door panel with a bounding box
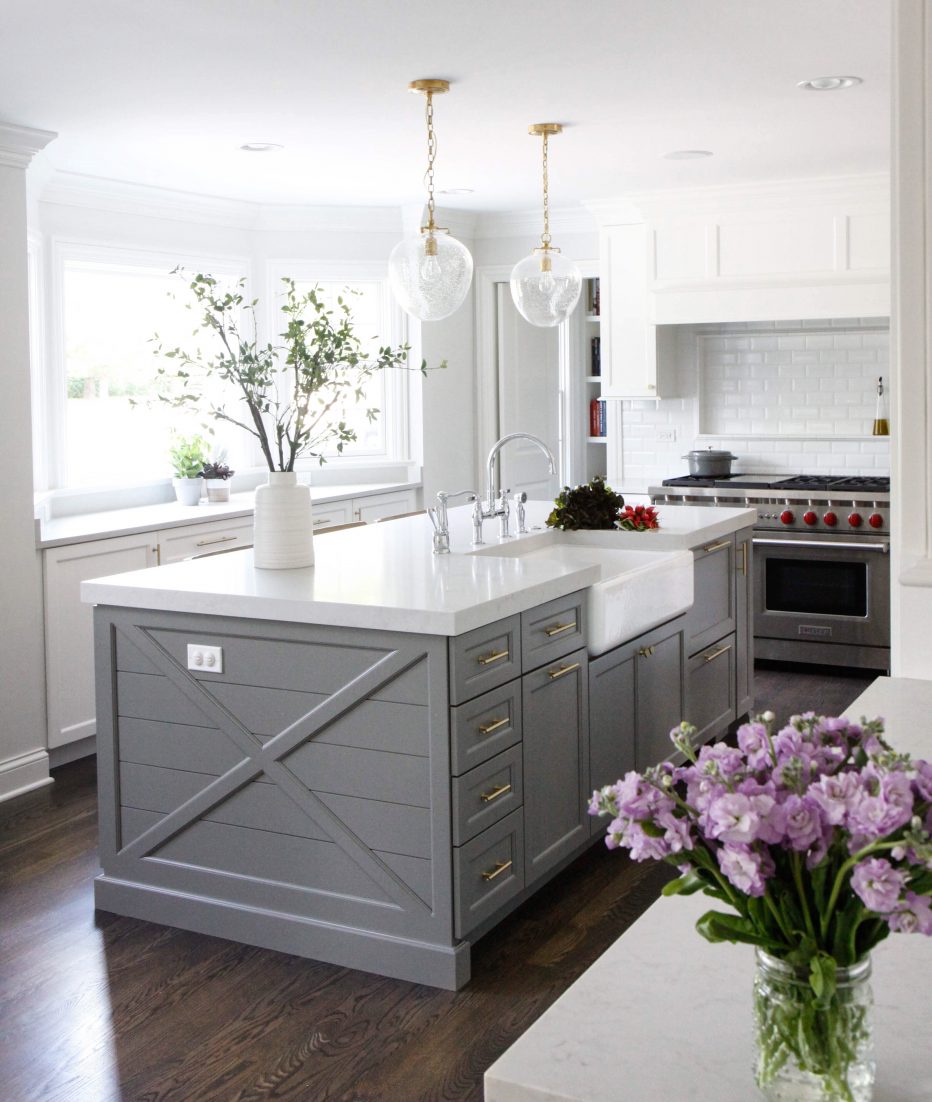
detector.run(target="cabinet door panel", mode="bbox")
[634,629,687,770]
[588,644,636,837]
[735,528,754,718]
[353,490,417,524]
[522,646,589,886]
[45,534,156,748]
[686,536,736,655]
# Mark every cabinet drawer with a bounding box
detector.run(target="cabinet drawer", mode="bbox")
[449,615,521,705]
[158,517,254,563]
[521,590,586,671]
[686,536,736,655]
[311,500,353,531]
[452,744,523,846]
[450,679,522,776]
[453,809,525,939]
[686,633,737,747]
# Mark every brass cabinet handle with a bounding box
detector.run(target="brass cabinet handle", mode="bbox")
[703,643,732,663]
[478,648,509,667]
[637,645,655,657]
[701,539,732,555]
[544,621,577,637]
[547,661,581,681]
[478,716,509,736]
[738,541,748,576]
[313,518,331,527]
[195,534,237,547]
[481,858,513,882]
[480,782,513,804]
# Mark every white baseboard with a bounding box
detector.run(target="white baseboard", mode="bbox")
[0,748,52,803]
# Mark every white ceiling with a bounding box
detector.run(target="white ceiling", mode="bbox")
[2,0,891,212]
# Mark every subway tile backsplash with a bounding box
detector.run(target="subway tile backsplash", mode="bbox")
[617,318,891,490]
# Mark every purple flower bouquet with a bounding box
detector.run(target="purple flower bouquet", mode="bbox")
[589,713,932,1101]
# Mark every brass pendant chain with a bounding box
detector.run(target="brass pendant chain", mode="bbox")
[540,130,551,250]
[424,90,437,234]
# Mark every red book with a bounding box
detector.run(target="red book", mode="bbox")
[589,399,600,437]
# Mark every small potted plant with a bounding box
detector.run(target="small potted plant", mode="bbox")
[168,434,210,506]
[201,456,235,503]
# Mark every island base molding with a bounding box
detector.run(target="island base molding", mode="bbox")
[94,875,471,989]
[0,748,52,804]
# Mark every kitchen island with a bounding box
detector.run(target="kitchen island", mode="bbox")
[83,500,755,989]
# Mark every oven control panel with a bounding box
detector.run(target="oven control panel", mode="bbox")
[755,503,890,533]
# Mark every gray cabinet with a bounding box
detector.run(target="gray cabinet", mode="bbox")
[684,526,754,745]
[522,646,589,886]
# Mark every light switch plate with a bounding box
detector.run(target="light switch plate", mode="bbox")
[187,643,223,673]
[657,429,677,443]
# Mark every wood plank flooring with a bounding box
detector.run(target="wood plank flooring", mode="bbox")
[0,663,875,1102]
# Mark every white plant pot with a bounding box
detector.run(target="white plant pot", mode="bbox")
[173,477,203,506]
[253,471,315,569]
[205,479,231,503]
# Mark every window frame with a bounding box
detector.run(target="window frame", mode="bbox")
[264,259,415,469]
[42,239,252,493]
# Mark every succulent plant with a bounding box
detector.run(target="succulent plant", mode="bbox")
[546,476,625,530]
[201,461,234,480]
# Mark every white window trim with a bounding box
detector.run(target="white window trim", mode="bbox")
[265,259,415,468]
[41,239,251,493]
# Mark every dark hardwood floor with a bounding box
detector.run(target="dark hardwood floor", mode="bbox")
[0,662,878,1102]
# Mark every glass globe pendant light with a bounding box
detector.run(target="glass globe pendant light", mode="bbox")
[510,123,582,327]
[388,79,473,321]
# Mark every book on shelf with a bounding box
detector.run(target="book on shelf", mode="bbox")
[589,398,606,438]
[590,336,601,376]
[587,278,600,317]
[598,398,606,436]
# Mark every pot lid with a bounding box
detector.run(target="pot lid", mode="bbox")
[682,449,737,460]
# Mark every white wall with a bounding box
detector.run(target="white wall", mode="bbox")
[615,318,892,492]
[0,126,55,801]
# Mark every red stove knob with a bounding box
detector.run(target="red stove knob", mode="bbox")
[823,511,838,527]
[803,511,818,526]
[780,509,795,525]
[848,512,863,528]
[868,513,884,529]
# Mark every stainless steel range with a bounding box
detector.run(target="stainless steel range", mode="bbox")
[649,473,891,672]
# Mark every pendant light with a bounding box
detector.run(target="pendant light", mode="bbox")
[510,123,582,327]
[388,79,473,322]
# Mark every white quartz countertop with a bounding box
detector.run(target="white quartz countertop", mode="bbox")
[81,500,755,637]
[484,675,932,1102]
[38,481,419,548]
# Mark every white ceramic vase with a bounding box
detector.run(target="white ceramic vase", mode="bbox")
[253,471,315,569]
[173,476,203,506]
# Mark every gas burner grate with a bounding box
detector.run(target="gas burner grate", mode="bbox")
[826,476,891,493]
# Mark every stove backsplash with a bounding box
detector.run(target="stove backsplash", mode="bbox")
[617,318,890,491]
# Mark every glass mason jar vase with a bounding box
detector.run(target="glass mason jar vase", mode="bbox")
[753,948,874,1102]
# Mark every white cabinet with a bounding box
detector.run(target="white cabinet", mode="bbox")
[599,224,674,400]
[157,516,254,563]
[44,533,157,750]
[312,498,354,532]
[352,489,418,523]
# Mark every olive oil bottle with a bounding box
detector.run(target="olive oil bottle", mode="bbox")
[872,376,889,436]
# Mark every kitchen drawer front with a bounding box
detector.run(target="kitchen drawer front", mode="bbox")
[686,633,737,747]
[158,517,254,563]
[453,809,525,939]
[449,615,521,705]
[451,744,523,847]
[686,535,736,655]
[311,500,353,532]
[449,679,522,776]
[521,590,586,671]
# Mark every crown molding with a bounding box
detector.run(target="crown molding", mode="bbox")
[474,204,597,240]
[584,173,891,224]
[255,204,401,234]
[0,123,57,170]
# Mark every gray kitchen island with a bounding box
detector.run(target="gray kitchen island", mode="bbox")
[83,501,754,989]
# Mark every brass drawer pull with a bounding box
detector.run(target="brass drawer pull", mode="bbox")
[547,661,581,681]
[478,648,509,667]
[195,534,237,548]
[544,620,577,637]
[701,539,732,554]
[703,643,732,663]
[481,858,513,882]
[313,518,331,527]
[480,782,513,804]
[637,645,655,657]
[478,716,509,736]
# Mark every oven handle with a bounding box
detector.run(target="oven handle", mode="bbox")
[752,538,889,553]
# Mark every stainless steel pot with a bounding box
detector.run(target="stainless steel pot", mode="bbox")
[682,448,738,476]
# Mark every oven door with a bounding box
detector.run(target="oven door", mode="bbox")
[753,534,890,659]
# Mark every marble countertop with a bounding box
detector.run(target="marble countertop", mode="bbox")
[81,500,755,637]
[484,675,932,1101]
[38,481,419,548]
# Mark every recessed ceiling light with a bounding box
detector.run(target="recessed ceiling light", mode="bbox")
[438,187,474,195]
[663,150,714,160]
[797,76,863,91]
[239,142,284,153]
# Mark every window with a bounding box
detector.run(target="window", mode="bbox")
[269,263,413,466]
[45,247,249,490]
